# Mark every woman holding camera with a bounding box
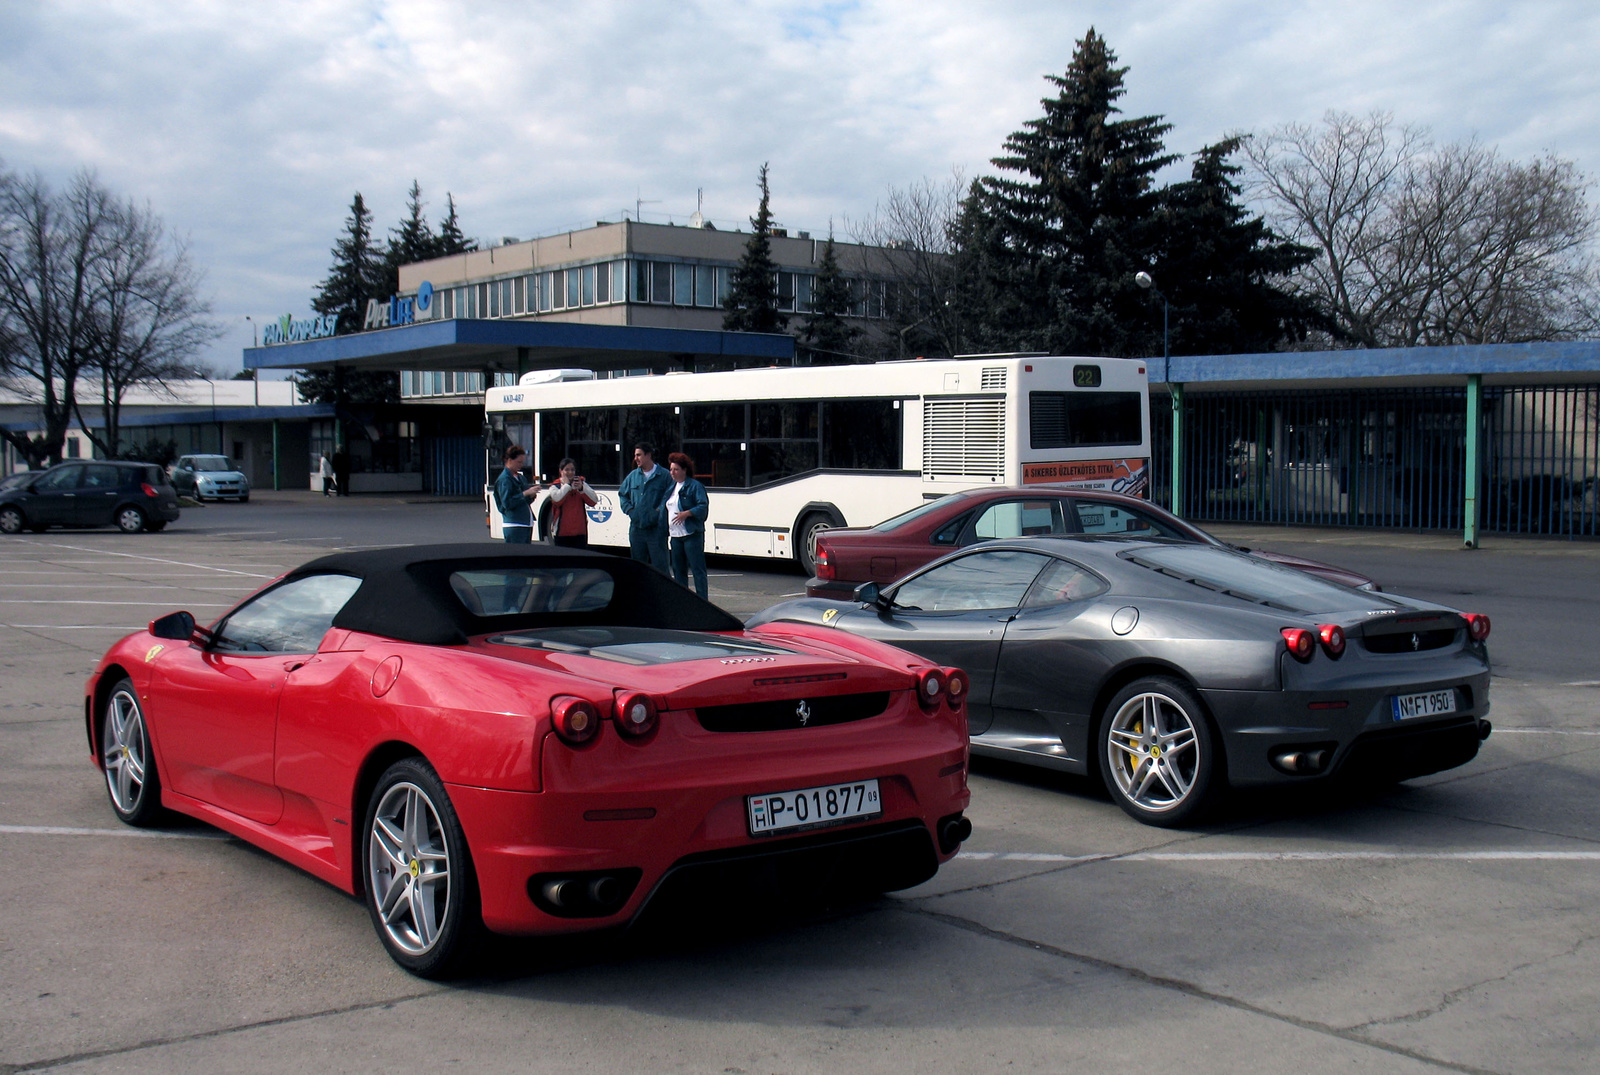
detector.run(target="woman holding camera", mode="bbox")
[547,458,599,548]
[665,452,710,598]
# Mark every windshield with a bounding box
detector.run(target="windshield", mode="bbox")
[192,457,235,472]
[1123,545,1399,614]
[870,494,967,533]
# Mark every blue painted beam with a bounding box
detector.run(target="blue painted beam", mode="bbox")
[244,318,795,371]
[1155,340,1600,385]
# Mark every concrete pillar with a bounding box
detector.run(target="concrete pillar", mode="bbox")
[1464,373,1482,548]
[271,419,281,492]
[1170,383,1185,517]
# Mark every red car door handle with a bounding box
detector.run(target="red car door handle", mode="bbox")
[283,657,319,673]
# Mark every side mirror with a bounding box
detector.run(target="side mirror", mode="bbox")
[148,610,196,641]
[853,581,886,608]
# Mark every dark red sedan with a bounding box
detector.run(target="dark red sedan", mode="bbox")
[807,487,1377,598]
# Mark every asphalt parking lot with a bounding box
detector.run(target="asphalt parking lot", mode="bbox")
[2,495,1598,1074]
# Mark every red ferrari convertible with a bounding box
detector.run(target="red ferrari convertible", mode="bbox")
[86,544,971,977]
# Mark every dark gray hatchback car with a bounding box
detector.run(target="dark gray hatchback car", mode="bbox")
[0,462,181,535]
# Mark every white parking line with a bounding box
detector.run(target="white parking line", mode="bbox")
[1492,728,1600,736]
[1,623,138,630]
[955,849,1600,863]
[16,541,278,577]
[0,824,227,840]
[0,599,230,606]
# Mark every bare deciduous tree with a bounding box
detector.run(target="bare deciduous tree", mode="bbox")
[0,166,213,467]
[849,170,965,358]
[1244,111,1599,348]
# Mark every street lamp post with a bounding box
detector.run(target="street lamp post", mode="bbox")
[1135,271,1181,518]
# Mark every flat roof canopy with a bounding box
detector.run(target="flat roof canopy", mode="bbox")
[244,319,795,374]
[1154,340,1600,390]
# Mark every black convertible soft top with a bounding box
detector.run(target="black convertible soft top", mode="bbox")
[286,543,742,645]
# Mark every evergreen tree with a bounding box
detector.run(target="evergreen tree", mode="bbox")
[954,29,1176,357]
[435,193,476,256]
[381,180,434,296]
[798,233,861,362]
[722,163,787,334]
[302,193,395,404]
[1153,138,1326,354]
[312,192,386,336]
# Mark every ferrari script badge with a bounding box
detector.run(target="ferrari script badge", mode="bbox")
[821,608,839,625]
[795,700,813,726]
[144,644,165,663]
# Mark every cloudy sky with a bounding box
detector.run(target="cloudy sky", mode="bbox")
[4,0,1598,375]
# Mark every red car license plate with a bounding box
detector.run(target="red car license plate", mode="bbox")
[747,779,882,837]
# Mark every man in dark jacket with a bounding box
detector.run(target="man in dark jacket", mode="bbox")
[618,444,670,571]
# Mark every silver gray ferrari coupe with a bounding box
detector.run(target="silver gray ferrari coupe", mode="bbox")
[747,538,1492,827]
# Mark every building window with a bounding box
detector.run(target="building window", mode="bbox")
[612,262,627,304]
[674,264,693,306]
[550,270,565,310]
[489,281,500,318]
[66,437,81,458]
[500,279,513,317]
[632,260,650,302]
[715,266,731,306]
[694,265,715,307]
[539,272,553,312]
[777,272,795,312]
[651,262,672,305]
[582,264,597,306]
[595,263,609,303]
[567,269,581,309]
[796,274,813,313]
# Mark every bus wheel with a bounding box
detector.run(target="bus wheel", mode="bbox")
[795,512,834,577]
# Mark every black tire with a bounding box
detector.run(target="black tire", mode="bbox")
[0,505,23,535]
[1098,676,1221,827]
[101,678,166,826]
[115,505,147,534]
[239,494,249,503]
[794,511,836,577]
[148,520,168,532]
[362,757,485,978]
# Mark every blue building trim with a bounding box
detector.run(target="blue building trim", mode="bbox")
[244,319,795,371]
[1156,340,1600,386]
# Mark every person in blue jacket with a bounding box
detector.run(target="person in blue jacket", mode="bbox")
[494,445,537,543]
[618,443,671,571]
[665,452,710,599]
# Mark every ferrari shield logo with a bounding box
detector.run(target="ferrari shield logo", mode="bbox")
[143,644,165,663]
[795,700,812,726]
[821,608,839,625]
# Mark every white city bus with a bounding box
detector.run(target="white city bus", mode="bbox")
[484,355,1151,573]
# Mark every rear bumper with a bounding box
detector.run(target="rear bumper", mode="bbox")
[1201,669,1491,787]
[448,717,969,936]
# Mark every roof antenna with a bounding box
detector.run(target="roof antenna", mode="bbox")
[690,188,704,229]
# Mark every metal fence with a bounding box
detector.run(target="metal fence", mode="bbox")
[1149,384,1600,538]
[422,436,486,496]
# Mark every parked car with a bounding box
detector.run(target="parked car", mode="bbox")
[0,470,44,494]
[0,461,180,535]
[169,454,250,501]
[807,487,1376,598]
[87,544,973,977]
[754,537,1491,827]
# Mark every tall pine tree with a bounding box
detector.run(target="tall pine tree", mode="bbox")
[382,180,433,296]
[798,233,861,363]
[302,192,395,404]
[1154,138,1325,354]
[955,29,1176,357]
[434,192,476,256]
[722,163,787,334]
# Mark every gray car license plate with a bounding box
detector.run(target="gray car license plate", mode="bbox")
[747,779,881,837]
[1391,688,1457,720]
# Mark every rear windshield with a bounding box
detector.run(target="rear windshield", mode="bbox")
[871,493,966,533]
[489,626,791,665]
[1123,545,1398,614]
[1030,392,1144,448]
[450,567,616,617]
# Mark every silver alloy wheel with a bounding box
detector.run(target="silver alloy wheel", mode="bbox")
[0,507,21,535]
[1105,691,1201,813]
[367,782,452,956]
[116,507,145,533]
[103,687,148,814]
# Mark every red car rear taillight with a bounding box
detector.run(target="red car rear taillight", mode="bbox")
[613,691,657,737]
[814,539,834,580]
[551,695,601,744]
[944,668,969,710]
[1281,628,1315,662]
[140,482,159,498]
[1317,623,1345,658]
[916,668,945,712]
[1464,613,1491,642]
